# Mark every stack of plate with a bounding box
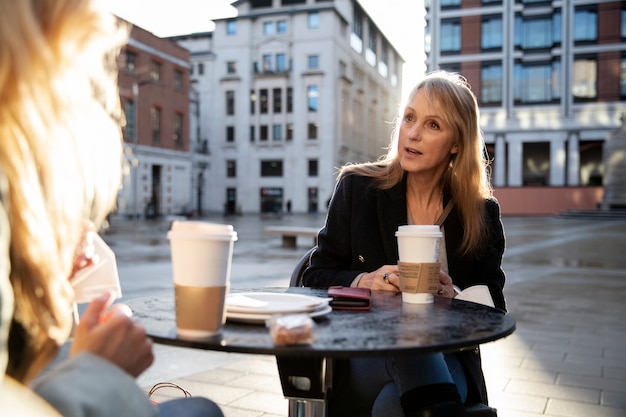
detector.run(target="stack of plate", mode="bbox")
[225,292,331,324]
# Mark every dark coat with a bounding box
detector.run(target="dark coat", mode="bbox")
[303,173,507,407]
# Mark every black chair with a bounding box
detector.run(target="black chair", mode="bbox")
[287,248,499,417]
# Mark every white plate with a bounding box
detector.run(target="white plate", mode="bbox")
[226,304,332,324]
[226,292,329,314]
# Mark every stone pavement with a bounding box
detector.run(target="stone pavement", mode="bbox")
[103,214,626,416]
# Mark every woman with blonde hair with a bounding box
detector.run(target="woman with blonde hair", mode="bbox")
[303,71,506,416]
[0,1,222,416]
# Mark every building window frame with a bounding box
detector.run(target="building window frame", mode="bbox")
[226,125,235,143]
[226,90,235,115]
[150,106,161,144]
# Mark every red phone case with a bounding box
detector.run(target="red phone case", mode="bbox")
[327,286,372,311]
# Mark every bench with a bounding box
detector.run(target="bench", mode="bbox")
[263,226,319,248]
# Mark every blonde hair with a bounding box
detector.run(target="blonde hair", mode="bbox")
[0,0,128,382]
[339,71,493,255]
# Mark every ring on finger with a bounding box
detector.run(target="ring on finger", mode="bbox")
[437,288,444,295]
[383,272,390,284]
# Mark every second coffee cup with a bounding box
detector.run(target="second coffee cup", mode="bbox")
[395,225,442,303]
[168,221,237,339]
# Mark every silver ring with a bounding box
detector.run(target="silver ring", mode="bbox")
[383,272,390,284]
[438,288,444,295]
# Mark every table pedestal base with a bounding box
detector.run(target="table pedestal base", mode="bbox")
[276,356,333,417]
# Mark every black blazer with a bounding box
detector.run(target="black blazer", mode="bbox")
[303,173,507,405]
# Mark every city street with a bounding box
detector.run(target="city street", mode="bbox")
[98,213,626,416]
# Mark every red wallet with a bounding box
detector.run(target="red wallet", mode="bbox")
[327,286,372,311]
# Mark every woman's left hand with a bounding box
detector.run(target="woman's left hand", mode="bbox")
[437,271,456,298]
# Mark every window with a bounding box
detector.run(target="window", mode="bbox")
[277,20,287,34]
[174,113,183,147]
[226,126,235,143]
[572,56,597,100]
[351,7,363,53]
[150,61,161,81]
[226,19,236,35]
[622,8,626,38]
[523,142,550,186]
[261,160,283,177]
[198,63,204,75]
[125,50,136,72]
[273,124,282,141]
[174,70,183,91]
[250,125,255,142]
[441,0,461,7]
[286,123,294,141]
[250,90,256,114]
[514,61,560,104]
[574,6,597,43]
[307,85,318,112]
[226,90,235,115]
[151,106,161,144]
[514,13,561,50]
[263,21,274,35]
[287,88,293,113]
[124,100,135,139]
[308,55,319,69]
[227,160,236,177]
[227,61,237,74]
[260,89,268,113]
[378,44,388,77]
[441,19,461,52]
[273,88,282,113]
[366,23,377,66]
[308,122,318,140]
[308,12,320,29]
[260,125,268,141]
[481,15,502,50]
[308,159,318,177]
[276,53,287,72]
[262,54,272,72]
[481,64,502,105]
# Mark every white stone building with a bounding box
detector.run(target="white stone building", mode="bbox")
[174,0,404,215]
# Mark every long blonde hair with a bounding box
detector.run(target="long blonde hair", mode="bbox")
[0,0,128,383]
[339,71,493,255]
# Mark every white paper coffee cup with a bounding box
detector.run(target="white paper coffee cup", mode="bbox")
[168,221,237,339]
[395,225,442,303]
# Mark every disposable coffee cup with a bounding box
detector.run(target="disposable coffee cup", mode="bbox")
[395,225,442,304]
[168,221,237,339]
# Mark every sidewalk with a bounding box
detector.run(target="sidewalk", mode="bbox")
[108,214,626,417]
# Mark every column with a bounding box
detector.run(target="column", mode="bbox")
[507,140,523,186]
[550,139,566,186]
[494,134,506,186]
[567,132,580,186]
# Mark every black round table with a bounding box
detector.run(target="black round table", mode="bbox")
[127,287,515,417]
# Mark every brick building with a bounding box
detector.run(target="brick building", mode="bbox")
[117,23,195,218]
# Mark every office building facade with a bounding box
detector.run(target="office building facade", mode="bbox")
[174,0,404,215]
[425,0,625,214]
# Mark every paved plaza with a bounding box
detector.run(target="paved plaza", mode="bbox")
[92,213,626,416]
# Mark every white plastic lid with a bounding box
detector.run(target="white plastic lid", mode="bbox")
[395,225,442,238]
[168,221,237,241]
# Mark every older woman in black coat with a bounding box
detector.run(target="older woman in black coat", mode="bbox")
[303,71,506,417]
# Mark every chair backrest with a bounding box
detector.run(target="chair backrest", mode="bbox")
[289,247,316,287]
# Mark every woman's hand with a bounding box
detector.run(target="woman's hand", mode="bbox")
[70,292,154,378]
[437,270,456,298]
[356,265,400,291]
